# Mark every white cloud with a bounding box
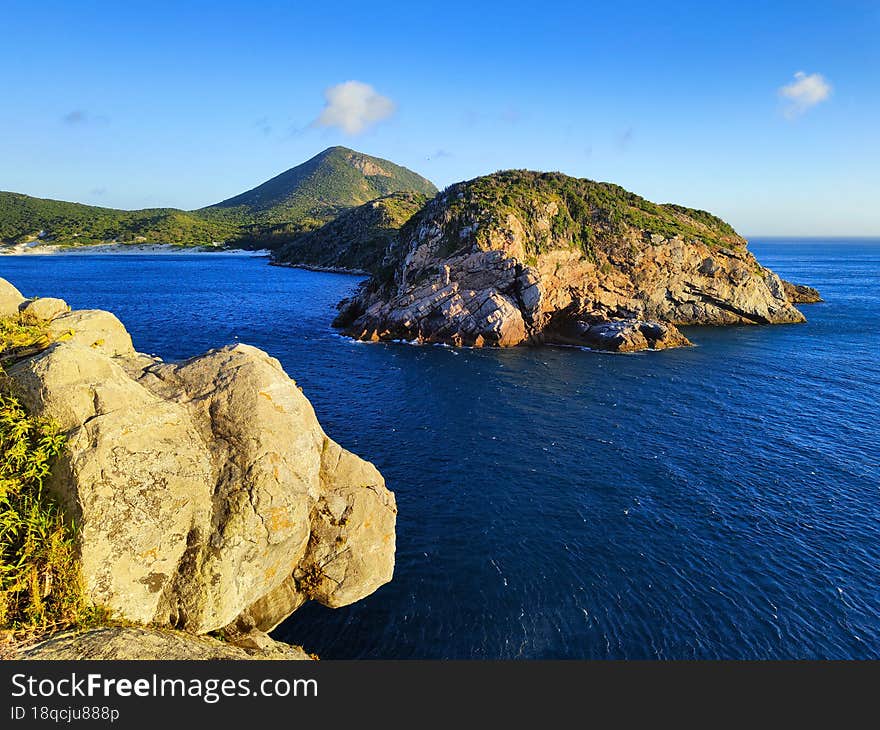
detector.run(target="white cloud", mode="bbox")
[313,81,395,135]
[779,71,832,117]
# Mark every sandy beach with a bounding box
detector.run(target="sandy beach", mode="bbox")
[0,241,270,256]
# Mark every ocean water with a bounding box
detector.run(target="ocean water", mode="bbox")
[2,240,878,659]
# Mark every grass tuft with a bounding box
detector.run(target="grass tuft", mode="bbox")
[0,314,52,365]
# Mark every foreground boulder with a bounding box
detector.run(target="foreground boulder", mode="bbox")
[3,281,396,637]
[336,170,816,351]
[0,278,24,317]
[19,297,69,321]
[14,627,312,660]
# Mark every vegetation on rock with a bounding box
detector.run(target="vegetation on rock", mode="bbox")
[397,170,744,270]
[273,191,428,272]
[0,315,86,634]
[0,314,53,363]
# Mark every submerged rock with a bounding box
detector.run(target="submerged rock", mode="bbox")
[2,278,396,637]
[551,319,692,352]
[336,170,815,351]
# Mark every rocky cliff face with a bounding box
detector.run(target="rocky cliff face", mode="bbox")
[1,279,396,638]
[335,171,812,350]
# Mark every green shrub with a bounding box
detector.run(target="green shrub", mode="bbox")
[0,315,52,365]
[0,315,94,634]
[0,378,83,629]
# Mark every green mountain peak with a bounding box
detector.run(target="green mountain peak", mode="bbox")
[200,147,438,227]
[0,148,438,249]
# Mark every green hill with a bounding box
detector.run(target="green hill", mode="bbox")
[0,192,237,247]
[272,191,428,272]
[0,147,437,249]
[200,146,437,227]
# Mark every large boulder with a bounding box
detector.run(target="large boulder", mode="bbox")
[9,343,215,627]
[47,309,135,357]
[0,278,25,317]
[6,301,396,635]
[19,297,69,321]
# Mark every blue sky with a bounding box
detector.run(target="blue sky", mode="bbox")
[1,0,877,235]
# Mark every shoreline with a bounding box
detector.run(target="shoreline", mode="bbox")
[269,260,369,275]
[0,242,271,256]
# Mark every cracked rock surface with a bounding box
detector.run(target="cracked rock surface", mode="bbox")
[4,284,396,635]
[15,626,313,660]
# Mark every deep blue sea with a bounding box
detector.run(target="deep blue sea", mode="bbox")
[2,240,878,659]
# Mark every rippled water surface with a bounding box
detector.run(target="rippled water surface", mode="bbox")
[3,240,878,659]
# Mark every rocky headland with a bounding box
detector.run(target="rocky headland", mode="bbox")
[0,277,396,659]
[335,170,818,351]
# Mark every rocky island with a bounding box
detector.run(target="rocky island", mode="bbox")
[0,277,396,659]
[335,170,817,352]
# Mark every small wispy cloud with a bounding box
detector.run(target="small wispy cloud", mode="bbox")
[313,81,395,135]
[500,107,522,124]
[426,149,453,161]
[255,116,273,136]
[62,110,87,125]
[89,187,107,196]
[779,71,832,118]
[616,127,634,152]
[61,110,109,126]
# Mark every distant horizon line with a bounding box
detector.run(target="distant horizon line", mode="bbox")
[3,177,878,242]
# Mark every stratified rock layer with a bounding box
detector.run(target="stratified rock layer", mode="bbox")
[3,280,396,635]
[336,171,813,351]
